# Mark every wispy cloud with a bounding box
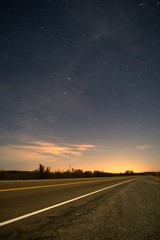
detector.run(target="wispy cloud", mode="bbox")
[136,144,151,150]
[70,144,95,151]
[0,141,96,161]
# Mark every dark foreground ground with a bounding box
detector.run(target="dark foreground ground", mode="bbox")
[1,177,160,240]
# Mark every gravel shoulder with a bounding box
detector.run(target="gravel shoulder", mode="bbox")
[2,177,160,240]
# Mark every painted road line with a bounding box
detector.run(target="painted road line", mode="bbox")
[0,178,138,227]
[0,177,134,192]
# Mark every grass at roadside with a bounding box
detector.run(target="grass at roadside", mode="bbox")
[153,174,160,183]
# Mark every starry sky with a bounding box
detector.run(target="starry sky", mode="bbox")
[0,0,160,173]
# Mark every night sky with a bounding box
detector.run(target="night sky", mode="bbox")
[0,0,160,172]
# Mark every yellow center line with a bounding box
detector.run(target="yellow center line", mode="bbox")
[0,178,116,192]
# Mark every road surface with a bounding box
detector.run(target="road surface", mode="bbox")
[0,176,160,239]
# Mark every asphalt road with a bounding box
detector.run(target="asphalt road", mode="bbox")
[0,176,135,223]
[0,176,160,240]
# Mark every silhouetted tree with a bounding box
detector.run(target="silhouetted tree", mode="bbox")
[124,170,134,175]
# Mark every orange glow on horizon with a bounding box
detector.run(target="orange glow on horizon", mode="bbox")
[0,140,159,173]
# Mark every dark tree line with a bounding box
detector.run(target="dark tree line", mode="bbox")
[0,164,156,180]
[0,165,117,180]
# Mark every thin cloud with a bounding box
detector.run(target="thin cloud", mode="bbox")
[136,145,151,150]
[71,144,95,151]
[0,141,96,160]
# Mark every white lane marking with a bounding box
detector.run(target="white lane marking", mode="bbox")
[0,178,137,227]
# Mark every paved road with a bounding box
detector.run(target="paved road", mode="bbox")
[0,176,134,223]
[0,176,160,240]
